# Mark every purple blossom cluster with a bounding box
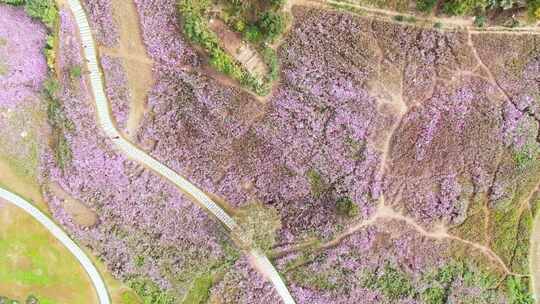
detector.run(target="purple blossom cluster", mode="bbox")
[0,4,47,108]
[133,0,197,66]
[81,0,119,47]
[100,55,130,131]
[40,8,227,296]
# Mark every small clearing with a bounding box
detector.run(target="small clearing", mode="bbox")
[48,182,98,228]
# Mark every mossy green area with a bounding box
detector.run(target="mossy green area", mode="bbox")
[362,264,415,300]
[181,273,215,304]
[0,205,96,303]
[307,169,328,199]
[233,202,281,252]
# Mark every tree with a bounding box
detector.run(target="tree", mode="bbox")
[256,11,285,41]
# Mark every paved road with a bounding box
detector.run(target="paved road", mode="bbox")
[0,187,110,304]
[66,0,296,303]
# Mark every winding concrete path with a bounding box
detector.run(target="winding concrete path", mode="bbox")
[0,187,110,304]
[66,0,296,303]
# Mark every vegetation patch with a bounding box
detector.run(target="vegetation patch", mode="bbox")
[177,0,287,95]
[362,263,415,300]
[128,277,177,304]
[233,202,281,251]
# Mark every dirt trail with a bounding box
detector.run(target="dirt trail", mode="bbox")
[100,0,154,140]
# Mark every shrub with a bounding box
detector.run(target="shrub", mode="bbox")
[243,25,262,43]
[307,169,327,198]
[336,197,359,217]
[474,15,487,27]
[443,0,488,16]
[182,273,214,304]
[256,11,285,41]
[393,15,405,21]
[25,295,38,304]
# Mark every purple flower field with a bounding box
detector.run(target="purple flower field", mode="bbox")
[2,0,539,303]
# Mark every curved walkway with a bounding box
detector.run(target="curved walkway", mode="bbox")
[0,187,110,304]
[65,0,296,303]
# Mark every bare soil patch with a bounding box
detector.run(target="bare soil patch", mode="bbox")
[48,182,97,228]
[100,0,154,140]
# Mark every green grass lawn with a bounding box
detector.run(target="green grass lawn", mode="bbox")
[0,204,97,303]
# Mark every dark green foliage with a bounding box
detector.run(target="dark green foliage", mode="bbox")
[416,0,438,12]
[256,11,285,41]
[243,25,262,43]
[363,264,415,300]
[135,255,145,267]
[393,14,405,21]
[474,15,487,27]
[269,0,285,8]
[507,276,534,304]
[128,278,177,304]
[442,0,488,16]
[0,0,25,5]
[177,0,269,95]
[24,0,57,29]
[336,197,359,217]
[434,21,443,28]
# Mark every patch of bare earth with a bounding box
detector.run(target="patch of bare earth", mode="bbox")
[47,183,98,228]
[100,0,154,140]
